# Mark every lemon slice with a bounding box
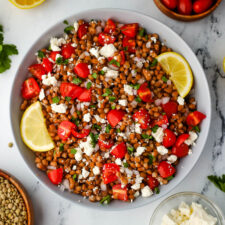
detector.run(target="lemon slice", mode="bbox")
[21,101,54,152]
[157,52,193,98]
[8,0,45,9]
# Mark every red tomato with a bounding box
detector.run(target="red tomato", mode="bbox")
[154,115,169,127]
[176,134,189,147]
[137,83,152,103]
[98,32,116,46]
[48,168,63,185]
[158,161,176,178]
[74,63,90,78]
[122,36,136,53]
[72,129,90,139]
[21,78,40,99]
[78,23,88,39]
[172,143,189,158]
[104,19,116,33]
[58,121,77,141]
[60,82,83,100]
[120,23,139,38]
[161,0,178,9]
[98,139,114,150]
[28,64,46,80]
[42,58,53,73]
[107,109,126,127]
[49,51,60,61]
[103,163,120,184]
[61,43,75,59]
[77,88,92,102]
[193,0,213,14]
[163,129,176,148]
[162,101,178,118]
[186,111,206,126]
[110,142,127,159]
[112,184,128,201]
[133,109,150,129]
[178,0,192,15]
[120,51,126,65]
[147,175,159,190]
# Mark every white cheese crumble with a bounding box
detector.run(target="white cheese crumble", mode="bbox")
[72,165,77,170]
[131,69,137,77]
[42,73,58,86]
[51,103,67,113]
[135,123,142,134]
[105,68,119,79]
[115,158,122,166]
[50,37,66,51]
[152,127,164,143]
[83,113,91,122]
[99,44,117,57]
[93,166,100,175]
[150,37,157,43]
[94,115,106,123]
[134,147,146,157]
[133,57,146,69]
[185,131,198,146]
[146,41,151,48]
[157,146,168,155]
[89,47,99,58]
[118,99,128,107]
[75,149,82,161]
[177,96,185,105]
[74,21,79,32]
[124,84,135,95]
[79,135,94,156]
[82,168,90,179]
[141,186,153,197]
[39,89,45,101]
[167,155,178,164]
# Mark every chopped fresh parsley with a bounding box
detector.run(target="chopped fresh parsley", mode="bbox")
[111,105,116,110]
[127,146,134,154]
[64,25,74,34]
[130,83,140,90]
[162,76,168,83]
[59,143,64,152]
[208,175,225,193]
[166,176,174,181]
[86,82,92,89]
[138,28,145,37]
[135,96,142,103]
[90,132,98,148]
[102,88,112,97]
[63,20,69,25]
[99,70,105,75]
[148,154,154,165]
[116,128,121,133]
[144,34,148,40]
[105,124,112,133]
[65,96,71,102]
[152,125,159,133]
[93,124,101,130]
[150,58,158,67]
[124,46,128,51]
[154,187,160,194]
[76,111,81,116]
[52,96,60,104]
[72,174,77,180]
[109,96,116,102]
[37,50,45,59]
[109,59,120,67]
[100,195,111,204]
[123,162,129,168]
[92,73,98,79]
[70,148,77,154]
[71,116,80,126]
[56,57,68,65]
[72,77,82,85]
[90,105,96,108]
[141,134,153,139]
[193,125,200,133]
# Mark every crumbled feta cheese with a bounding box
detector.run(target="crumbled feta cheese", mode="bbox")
[152,127,164,143]
[99,44,117,57]
[157,146,168,155]
[185,131,198,146]
[134,191,140,198]
[131,69,137,77]
[80,102,90,110]
[135,147,146,157]
[118,133,127,139]
[88,65,92,74]
[118,99,128,106]
[50,37,66,51]
[89,47,99,58]
[51,103,67,113]
[98,56,105,62]
[94,115,106,123]
[141,186,153,197]
[124,84,134,95]
[71,43,77,47]
[133,57,145,69]
[93,166,100,175]
[75,149,82,161]
[42,73,58,86]
[105,69,119,79]
[135,123,142,134]
[188,149,193,155]
[177,96,185,105]
[104,152,110,158]
[151,37,157,43]
[146,41,151,48]
[167,155,178,163]
[79,135,94,156]
[74,21,79,32]
[39,89,45,101]
[72,165,77,170]
[82,168,90,179]
[131,183,140,190]
[115,158,122,165]
[83,113,91,122]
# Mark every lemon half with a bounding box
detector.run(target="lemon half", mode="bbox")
[9,0,45,9]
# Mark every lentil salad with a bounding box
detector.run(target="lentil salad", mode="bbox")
[20,18,206,203]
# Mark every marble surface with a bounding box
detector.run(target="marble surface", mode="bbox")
[0,0,225,224]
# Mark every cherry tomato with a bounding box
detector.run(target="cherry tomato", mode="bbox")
[162,101,178,118]
[137,82,152,103]
[58,121,77,141]
[112,184,128,201]
[147,175,159,190]
[172,143,189,158]
[42,58,53,73]
[61,43,75,59]
[158,161,176,178]
[74,63,90,78]
[178,0,192,15]
[107,109,126,127]
[193,0,213,14]
[98,32,116,46]
[154,115,169,127]
[186,111,206,126]
[122,36,136,53]
[48,168,63,185]
[28,64,46,80]
[77,23,89,39]
[120,51,126,65]
[98,139,114,150]
[60,82,84,100]
[133,109,150,129]
[72,128,90,139]
[110,142,127,159]
[77,88,92,102]
[104,19,116,33]
[161,0,178,9]
[176,133,189,147]
[49,51,60,61]
[21,78,40,99]
[120,23,139,38]
[163,129,176,148]
[103,163,120,184]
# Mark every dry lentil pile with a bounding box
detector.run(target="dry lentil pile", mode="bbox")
[0,176,27,224]
[20,18,206,203]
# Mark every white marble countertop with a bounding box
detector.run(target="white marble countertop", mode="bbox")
[0,0,225,224]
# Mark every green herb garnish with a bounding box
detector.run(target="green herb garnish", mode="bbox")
[152,125,159,133]
[130,83,140,90]
[138,28,145,37]
[71,116,80,126]
[64,25,74,34]
[65,96,71,102]
[99,70,105,75]
[90,132,99,148]
[93,124,101,130]
[102,88,112,97]
[141,134,153,139]
[63,20,69,25]
[111,105,116,110]
[86,82,92,89]
[144,34,148,40]
[123,162,129,168]
[90,105,96,108]
[193,125,200,133]
[92,73,98,79]
[72,77,82,85]
[166,176,174,181]
[70,148,77,154]
[100,195,111,204]
[127,146,134,155]
[124,46,128,51]
[150,58,158,67]
[59,143,64,152]
[148,154,154,165]
[37,50,45,59]
[109,59,120,67]
[52,96,60,104]
[162,76,168,83]
[154,187,160,194]
[116,128,121,133]
[72,174,77,180]
[55,57,68,65]
[109,96,116,102]
[76,111,81,116]
[208,175,225,193]
[105,124,112,133]
[135,96,142,103]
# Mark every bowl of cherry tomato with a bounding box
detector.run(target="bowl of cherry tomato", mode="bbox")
[154,0,222,21]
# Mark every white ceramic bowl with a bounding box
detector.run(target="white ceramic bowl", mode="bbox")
[10,8,211,210]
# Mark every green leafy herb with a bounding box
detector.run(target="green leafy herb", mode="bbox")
[71,116,80,126]
[208,175,225,193]
[86,82,92,89]
[0,25,18,73]
[152,125,159,133]
[63,59,69,64]
[166,176,174,181]
[141,134,153,140]
[93,124,101,130]
[162,76,168,83]
[73,174,77,180]
[193,125,200,133]
[138,28,145,37]
[100,195,111,204]
[154,187,160,194]
[59,143,64,152]
[90,105,96,108]
[90,132,99,148]
[92,73,98,79]
[52,96,60,104]
[70,148,77,154]
[63,20,69,25]
[105,124,112,133]
[130,83,140,90]
[111,105,116,110]
[99,70,105,75]
[55,57,68,65]
[123,162,129,168]
[109,96,116,102]
[162,112,166,115]
[148,154,154,165]
[37,50,45,59]
[124,46,128,51]
[102,88,112,97]
[127,146,134,155]
[65,96,71,102]
[76,111,81,116]
[64,25,74,34]
[116,128,121,133]
[109,59,120,67]
[72,77,82,85]
[150,58,158,67]
[144,34,148,40]
[135,96,142,103]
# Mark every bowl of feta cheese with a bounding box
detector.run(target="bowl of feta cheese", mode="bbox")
[150,192,224,225]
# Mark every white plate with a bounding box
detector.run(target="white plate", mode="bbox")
[10,8,211,210]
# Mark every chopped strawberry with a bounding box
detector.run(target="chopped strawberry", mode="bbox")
[163,129,176,148]
[158,161,176,178]
[137,83,152,103]
[78,23,88,39]
[107,109,126,127]
[104,19,116,33]
[111,142,127,159]
[120,23,139,38]
[42,58,53,73]
[133,109,150,129]
[98,32,116,45]
[112,184,128,201]
[28,64,46,80]
[61,43,75,59]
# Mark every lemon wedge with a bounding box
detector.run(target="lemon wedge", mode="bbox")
[157,52,193,98]
[20,101,54,152]
[9,0,45,9]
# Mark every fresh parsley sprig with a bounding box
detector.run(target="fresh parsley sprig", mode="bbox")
[208,175,225,193]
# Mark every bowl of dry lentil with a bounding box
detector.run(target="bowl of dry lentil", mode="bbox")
[0,169,33,224]
[10,8,211,210]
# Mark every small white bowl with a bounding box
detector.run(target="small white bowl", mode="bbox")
[150,192,225,225]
